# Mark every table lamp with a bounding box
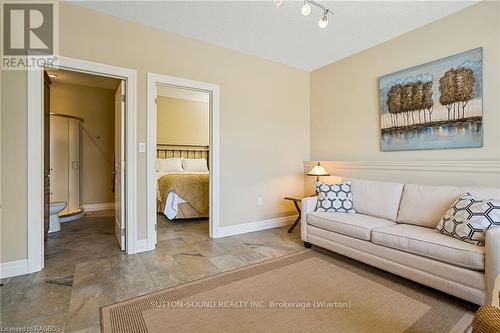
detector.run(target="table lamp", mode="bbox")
[307,162,331,195]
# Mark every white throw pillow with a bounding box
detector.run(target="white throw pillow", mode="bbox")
[156,158,183,173]
[435,193,500,246]
[182,158,208,172]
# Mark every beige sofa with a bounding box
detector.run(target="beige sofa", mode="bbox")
[301,178,500,305]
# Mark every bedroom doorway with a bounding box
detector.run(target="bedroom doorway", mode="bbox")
[156,86,210,241]
[147,73,220,249]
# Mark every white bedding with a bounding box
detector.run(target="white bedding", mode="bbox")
[156,171,209,219]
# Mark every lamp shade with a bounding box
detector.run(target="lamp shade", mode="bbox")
[307,162,330,177]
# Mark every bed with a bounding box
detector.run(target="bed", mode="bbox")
[156,144,210,220]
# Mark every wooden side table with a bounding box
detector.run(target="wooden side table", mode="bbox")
[284,197,303,233]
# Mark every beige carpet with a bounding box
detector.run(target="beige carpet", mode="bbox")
[101,250,476,333]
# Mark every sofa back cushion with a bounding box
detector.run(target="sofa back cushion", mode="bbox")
[397,184,500,228]
[348,178,404,221]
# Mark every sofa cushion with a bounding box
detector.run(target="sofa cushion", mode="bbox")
[308,212,396,241]
[348,178,404,221]
[372,224,484,270]
[397,183,500,228]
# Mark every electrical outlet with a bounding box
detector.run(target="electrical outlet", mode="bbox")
[257,197,263,206]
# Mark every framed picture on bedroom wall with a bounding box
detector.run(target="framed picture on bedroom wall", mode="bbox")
[379,47,483,151]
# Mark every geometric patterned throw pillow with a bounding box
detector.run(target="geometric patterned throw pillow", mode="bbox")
[435,193,500,246]
[315,181,356,213]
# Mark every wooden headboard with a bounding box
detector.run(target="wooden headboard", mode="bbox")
[156,144,209,161]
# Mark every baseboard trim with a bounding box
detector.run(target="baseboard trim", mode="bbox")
[0,259,28,279]
[133,215,296,254]
[214,215,296,238]
[82,202,116,212]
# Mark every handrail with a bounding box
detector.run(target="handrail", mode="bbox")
[49,112,84,123]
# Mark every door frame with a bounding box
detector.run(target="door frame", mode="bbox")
[27,56,138,273]
[146,73,220,249]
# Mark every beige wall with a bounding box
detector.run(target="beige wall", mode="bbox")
[0,3,309,262]
[156,96,209,146]
[310,2,500,167]
[1,70,28,262]
[51,82,116,206]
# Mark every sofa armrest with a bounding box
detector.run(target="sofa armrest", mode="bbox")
[301,196,317,242]
[486,227,500,305]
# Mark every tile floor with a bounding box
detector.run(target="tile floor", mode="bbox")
[0,211,303,332]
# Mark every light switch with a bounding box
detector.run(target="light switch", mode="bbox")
[139,142,146,153]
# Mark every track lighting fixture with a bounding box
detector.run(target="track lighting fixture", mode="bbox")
[276,0,333,29]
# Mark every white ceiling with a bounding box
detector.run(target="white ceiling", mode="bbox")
[74,1,478,71]
[157,85,209,102]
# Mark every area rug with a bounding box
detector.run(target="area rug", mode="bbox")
[101,249,476,333]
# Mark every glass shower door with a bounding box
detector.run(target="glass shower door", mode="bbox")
[50,114,82,217]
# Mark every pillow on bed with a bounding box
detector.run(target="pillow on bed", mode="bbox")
[156,158,183,172]
[182,158,208,172]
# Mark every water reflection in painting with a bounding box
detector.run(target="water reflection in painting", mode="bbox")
[382,120,483,151]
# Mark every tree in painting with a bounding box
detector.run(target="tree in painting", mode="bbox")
[439,67,475,120]
[422,82,434,122]
[386,84,401,127]
[455,67,475,118]
[439,69,456,120]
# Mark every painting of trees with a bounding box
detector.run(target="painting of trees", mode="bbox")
[379,47,482,151]
[384,64,476,129]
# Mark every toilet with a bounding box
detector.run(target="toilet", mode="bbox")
[49,201,67,233]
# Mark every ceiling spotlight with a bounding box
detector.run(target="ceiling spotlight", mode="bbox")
[318,10,329,29]
[275,0,284,8]
[301,1,311,16]
[48,74,58,78]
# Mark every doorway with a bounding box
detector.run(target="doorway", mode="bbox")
[155,86,210,242]
[147,73,221,250]
[44,68,124,251]
[27,56,137,273]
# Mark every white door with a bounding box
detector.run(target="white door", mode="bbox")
[114,81,125,250]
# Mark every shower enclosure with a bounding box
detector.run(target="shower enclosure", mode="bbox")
[50,113,85,221]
